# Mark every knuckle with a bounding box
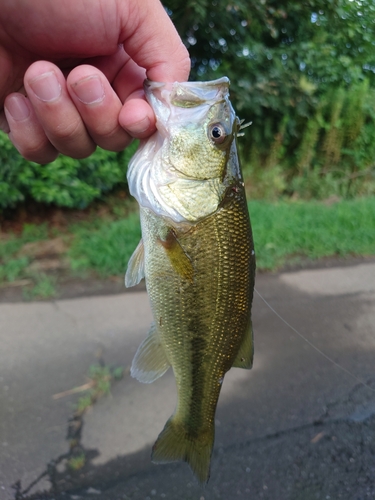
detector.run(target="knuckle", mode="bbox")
[48,118,96,158]
[68,143,97,160]
[93,125,130,151]
[20,142,58,163]
[51,118,83,142]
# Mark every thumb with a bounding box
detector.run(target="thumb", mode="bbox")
[119,0,190,82]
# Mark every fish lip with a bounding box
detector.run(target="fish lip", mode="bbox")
[144,77,230,91]
[143,77,231,107]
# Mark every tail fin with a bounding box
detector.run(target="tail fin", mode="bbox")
[151,417,214,485]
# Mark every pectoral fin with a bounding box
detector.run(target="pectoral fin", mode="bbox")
[232,322,254,369]
[131,323,170,383]
[125,239,145,288]
[158,229,194,282]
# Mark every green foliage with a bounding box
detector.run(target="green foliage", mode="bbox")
[167,0,374,109]
[290,81,375,199]
[244,163,286,200]
[239,80,375,199]
[0,132,137,209]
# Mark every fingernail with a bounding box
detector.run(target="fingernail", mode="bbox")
[127,117,151,135]
[29,71,62,102]
[0,111,10,132]
[4,95,30,121]
[72,76,105,104]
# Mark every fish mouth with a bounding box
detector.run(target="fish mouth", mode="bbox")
[143,78,234,144]
[144,77,230,109]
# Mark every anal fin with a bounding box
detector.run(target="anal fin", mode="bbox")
[232,322,254,369]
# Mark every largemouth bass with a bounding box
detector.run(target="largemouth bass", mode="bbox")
[125,77,255,484]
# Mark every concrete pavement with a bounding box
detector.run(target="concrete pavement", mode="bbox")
[0,260,375,500]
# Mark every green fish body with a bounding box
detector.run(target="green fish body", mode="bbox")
[126,78,255,484]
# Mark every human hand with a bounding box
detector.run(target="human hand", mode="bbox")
[0,0,190,163]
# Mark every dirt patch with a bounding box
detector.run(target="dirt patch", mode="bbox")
[0,194,132,234]
[19,237,69,259]
[0,273,145,303]
[1,201,96,233]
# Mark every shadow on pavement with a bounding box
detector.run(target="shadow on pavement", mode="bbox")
[6,263,375,500]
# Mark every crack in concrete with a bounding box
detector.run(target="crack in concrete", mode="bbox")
[13,376,375,500]
[12,355,126,500]
[51,301,79,326]
[319,377,375,423]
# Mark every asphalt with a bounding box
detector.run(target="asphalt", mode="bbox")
[1,260,375,500]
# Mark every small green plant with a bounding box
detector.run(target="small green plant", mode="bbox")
[73,363,125,416]
[0,256,29,283]
[67,453,86,471]
[75,394,94,414]
[23,273,57,300]
[0,223,55,287]
[55,361,126,476]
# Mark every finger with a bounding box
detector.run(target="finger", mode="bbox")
[119,0,191,82]
[67,65,132,151]
[24,61,96,159]
[111,56,156,138]
[88,45,158,139]
[4,93,58,163]
[119,90,156,139]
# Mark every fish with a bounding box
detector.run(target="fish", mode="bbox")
[125,77,255,484]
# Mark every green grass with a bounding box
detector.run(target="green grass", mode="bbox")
[249,197,375,269]
[0,223,49,267]
[68,212,141,276]
[0,223,60,298]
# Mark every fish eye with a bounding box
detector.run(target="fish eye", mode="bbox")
[209,123,227,144]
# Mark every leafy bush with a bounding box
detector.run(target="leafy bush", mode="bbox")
[0,132,138,209]
[240,81,375,199]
